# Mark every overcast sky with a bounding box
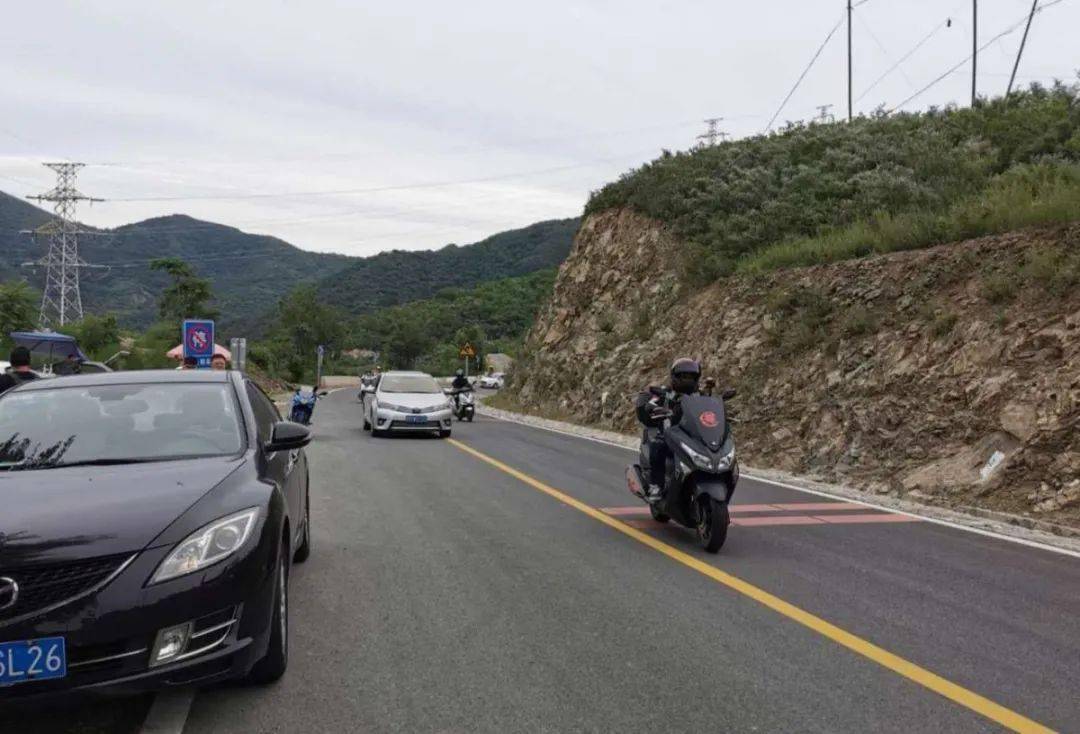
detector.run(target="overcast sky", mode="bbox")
[1,0,1077,257]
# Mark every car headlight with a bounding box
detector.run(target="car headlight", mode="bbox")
[151,508,259,584]
[420,404,445,413]
[379,403,409,413]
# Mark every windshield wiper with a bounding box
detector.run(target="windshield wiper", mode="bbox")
[8,457,164,471]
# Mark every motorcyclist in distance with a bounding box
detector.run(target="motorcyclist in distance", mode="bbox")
[634,358,702,502]
[451,369,471,391]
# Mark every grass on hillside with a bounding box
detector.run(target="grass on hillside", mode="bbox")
[586,84,1080,279]
[738,161,1080,272]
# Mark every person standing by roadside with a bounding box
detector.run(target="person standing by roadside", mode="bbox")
[0,347,39,395]
[210,354,228,370]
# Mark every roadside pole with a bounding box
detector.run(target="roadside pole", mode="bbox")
[316,344,325,389]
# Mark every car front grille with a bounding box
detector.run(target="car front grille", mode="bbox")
[0,553,134,623]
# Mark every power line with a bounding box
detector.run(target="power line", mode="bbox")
[887,0,1069,113]
[104,149,662,203]
[765,13,846,132]
[855,16,953,104]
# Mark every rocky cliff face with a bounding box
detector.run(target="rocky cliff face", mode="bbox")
[510,209,1080,528]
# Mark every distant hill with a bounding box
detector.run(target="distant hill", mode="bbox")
[0,190,578,333]
[315,218,578,314]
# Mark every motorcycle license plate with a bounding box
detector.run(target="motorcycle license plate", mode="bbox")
[406,415,426,424]
[0,637,66,686]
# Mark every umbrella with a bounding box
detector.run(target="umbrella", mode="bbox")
[166,343,232,361]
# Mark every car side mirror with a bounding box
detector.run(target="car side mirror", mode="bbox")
[721,388,737,400]
[266,421,311,452]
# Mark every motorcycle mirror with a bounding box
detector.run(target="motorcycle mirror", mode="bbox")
[721,388,737,400]
[318,390,329,397]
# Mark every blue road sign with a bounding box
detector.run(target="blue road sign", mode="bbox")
[183,320,215,368]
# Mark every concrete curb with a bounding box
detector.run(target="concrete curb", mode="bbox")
[477,402,1080,556]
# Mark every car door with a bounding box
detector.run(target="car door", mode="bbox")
[246,381,304,542]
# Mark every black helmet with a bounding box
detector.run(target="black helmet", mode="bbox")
[9,346,31,368]
[670,357,701,395]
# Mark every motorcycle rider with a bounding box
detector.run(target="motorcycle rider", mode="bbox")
[450,368,471,412]
[634,358,702,502]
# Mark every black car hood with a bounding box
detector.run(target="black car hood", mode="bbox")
[0,456,244,567]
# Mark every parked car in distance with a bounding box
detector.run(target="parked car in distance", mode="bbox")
[0,369,313,701]
[477,373,505,389]
[362,371,452,438]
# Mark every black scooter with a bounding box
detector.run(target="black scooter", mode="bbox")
[626,389,739,553]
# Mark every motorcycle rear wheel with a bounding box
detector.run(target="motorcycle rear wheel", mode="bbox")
[695,496,729,553]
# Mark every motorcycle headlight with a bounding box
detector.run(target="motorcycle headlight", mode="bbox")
[716,445,736,471]
[679,441,714,470]
[151,508,259,584]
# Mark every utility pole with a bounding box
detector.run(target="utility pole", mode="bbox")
[971,0,978,106]
[815,104,835,124]
[25,163,104,328]
[695,117,726,148]
[1007,0,1039,97]
[847,0,853,122]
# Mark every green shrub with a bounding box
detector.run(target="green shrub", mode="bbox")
[585,86,1080,281]
[931,312,959,338]
[981,272,1019,304]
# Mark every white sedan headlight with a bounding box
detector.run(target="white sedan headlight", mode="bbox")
[151,508,259,583]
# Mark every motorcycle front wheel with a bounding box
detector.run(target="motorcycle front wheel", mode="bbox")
[695,496,729,553]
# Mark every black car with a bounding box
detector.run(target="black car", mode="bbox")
[0,369,312,701]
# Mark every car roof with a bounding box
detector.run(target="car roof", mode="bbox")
[381,370,432,377]
[14,369,233,391]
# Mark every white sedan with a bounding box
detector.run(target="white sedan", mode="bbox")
[477,373,505,389]
[363,371,453,438]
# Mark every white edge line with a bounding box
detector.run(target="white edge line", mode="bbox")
[139,688,195,734]
[481,410,1080,560]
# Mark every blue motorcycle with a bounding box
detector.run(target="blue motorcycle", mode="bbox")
[289,389,319,425]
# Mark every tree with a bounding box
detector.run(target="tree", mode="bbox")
[0,281,39,354]
[65,314,121,361]
[151,258,219,323]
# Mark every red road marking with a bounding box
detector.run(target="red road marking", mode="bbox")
[732,515,826,526]
[771,502,864,511]
[600,507,651,516]
[814,513,920,524]
[729,504,790,513]
[624,519,671,530]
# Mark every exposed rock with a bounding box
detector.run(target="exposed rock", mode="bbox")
[508,209,1080,528]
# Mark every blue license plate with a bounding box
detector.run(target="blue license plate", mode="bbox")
[0,637,66,686]
[405,415,426,424]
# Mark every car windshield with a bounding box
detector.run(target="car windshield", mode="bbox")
[0,382,244,470]
[379,374,442,394]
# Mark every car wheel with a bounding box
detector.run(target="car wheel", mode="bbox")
[247,539,290,684]
[293,487,311,563]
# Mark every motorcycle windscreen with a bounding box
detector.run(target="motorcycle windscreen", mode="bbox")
[678,394,727,451]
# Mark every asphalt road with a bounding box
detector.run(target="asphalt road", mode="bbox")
[23,388,1080,733]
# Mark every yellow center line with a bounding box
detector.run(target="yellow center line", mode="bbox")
[447,438,1054,734]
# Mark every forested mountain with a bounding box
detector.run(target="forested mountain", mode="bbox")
[315,218,578,314]
[0,190,578,332]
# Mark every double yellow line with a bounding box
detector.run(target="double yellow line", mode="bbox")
[448,439,1054,734]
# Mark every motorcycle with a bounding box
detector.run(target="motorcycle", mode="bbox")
[290,389,319,425]
[626,387,739,553]
[450,388,476,422]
